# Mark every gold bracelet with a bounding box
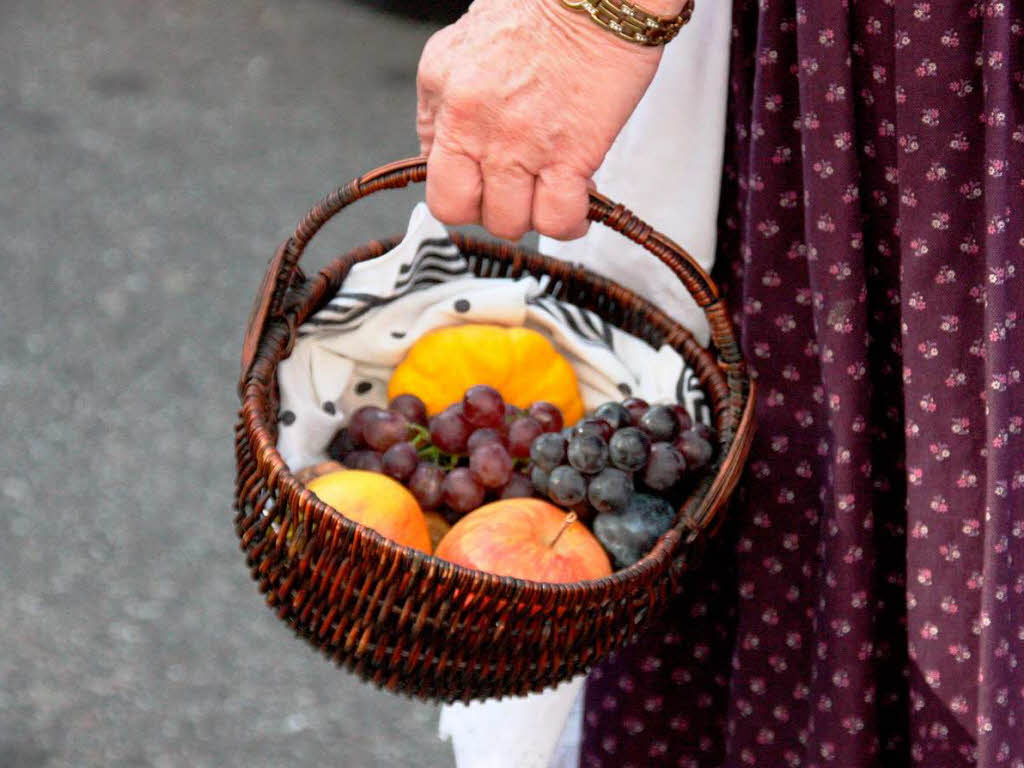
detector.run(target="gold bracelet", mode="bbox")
[560,0,695,46]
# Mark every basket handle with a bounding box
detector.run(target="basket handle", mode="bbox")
[241,157,745,390]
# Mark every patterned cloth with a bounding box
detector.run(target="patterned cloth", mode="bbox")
[581,1,1024,766]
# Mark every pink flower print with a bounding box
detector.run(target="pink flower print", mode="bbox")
[960,234,980,254]
[967,571,984,590]
[956,469,978,488]
[900,188,919,207]
[782,364,801,381]
[915,58,938,77]
[601,694,618,711]
[600,735,618,754]
[842,716,865,735]
[939,542,962,561]
[949,131,970,151]
[753,341,771,358]
[757,47,779,66]
[981,107,1006,127]
[640,655,662,673]
[775,314,796,332]
[935,265,956,284]
[949,78,974,97]
[941,596,959,615]
[931,211,951,230]
[926,162,947,181]
[762,557,783,575]
[907,292,927,310]
[617,675,636,693]
[771,145,792,164]
[919,340,940,359]
[987,158,1007,177]
[770,435,789,453]
[940,28,960,46]
[764,93,783,112]
[749,677,767,695]
[825,83,847,103]
[929,441,951,460]
[921,622,939,639]
[777,487,795,504]
[796,459,813,477]
[911,521,929,538]
[743,297,762,315]
[803,111,821,129]
[951,416,970,434]
[921,108,940,126]
[762,607,780,626]
[959,179,982,199]
[779,190,799,208]
[833,131,852,150]
[925,669,941,687]
[988,50,1005,69]
[765,388,784,407]
[939,315,959,333]
[818,28,835,46]
[918,568,933,586]
[919,393,937,412]
[738,581,755,599]
[623,716,644,735]
[895,28,911,49]
[758,219,780,238]
[908,466,923,485]
[1014,123,1024,143]
[812,159,834,178]
[873,64,888,84]
[647,741,668,758]
[913,2,931,20]
[949,644,972,663]
[951,695,969,715]
[899,134,920,153]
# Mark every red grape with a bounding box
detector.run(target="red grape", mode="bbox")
[467,427,507,453]
[469,442,514,488]
[363,409,409,451]
[675,429,714,469]
[594,402,631,430]
[342,450,383,473]
[348,405,384,448]
[381,442,418,482]
[463,385,505,429]
[639,406,679,442]
[528,401,564,433]
[691,422,715,442]
[389,394,428,427]
[326,427,356,461]
[573,418,614,442]
[622,397,649,426]
[507,416,543,458]
[504,403,528,422]
[429,409,473,454]
[642,442,687,490]
[442,468,485,514]
[500,473,535,499]
[409,462,445,509]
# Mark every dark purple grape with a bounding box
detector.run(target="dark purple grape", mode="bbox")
[343,450,384,473]
[546,466,587,507]
[567,433,609,474]
[443,467,486,514]
[463,385,505,429]
[642,442,687,490]
[608,427,651,472]
[388,393,428,427]
[691,422,715,442]
[363,409,409,451]
[408,462,445,509]
[593,493,675,568]
[327,427,356,461]
[381,442,418,482]
[429,409,473,454]
[675,429,714,469]
[500,473,535,499]
[530,432,567,472]
[348,406,384,448]
[621,397,650,426]
[671,404,693,433]
[573,418,614,442]
[467,427,507,453]
[528,401,564,433]
[530,465,550,495]
[508,416,543,459]
[639,405,679,442]
[587,467,633,515]
[594,402,631,430]
[469,442,514,488]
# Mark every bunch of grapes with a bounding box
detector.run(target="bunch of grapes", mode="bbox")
[528,397,715,519]
[327,386,566,524]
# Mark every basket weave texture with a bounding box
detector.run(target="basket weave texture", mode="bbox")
[234,158,756,702]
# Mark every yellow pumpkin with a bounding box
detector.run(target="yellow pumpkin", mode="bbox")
[388,324,584,424]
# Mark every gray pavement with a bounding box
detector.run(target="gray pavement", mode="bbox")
[0,1,458,765]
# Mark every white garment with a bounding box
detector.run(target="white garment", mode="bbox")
[445,3,733,767]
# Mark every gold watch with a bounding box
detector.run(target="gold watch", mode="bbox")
[560,0,695,46]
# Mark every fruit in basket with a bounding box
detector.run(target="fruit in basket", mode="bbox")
[593,493,676,568]
[387,325,585,423]
[305,470,432,553]
[424,510,452,551]
[293,460,346,485]
[642,442,688,491]
[434,499,612,582]
[586,467,633,514]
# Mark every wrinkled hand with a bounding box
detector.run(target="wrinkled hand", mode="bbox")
[416,0,663,241]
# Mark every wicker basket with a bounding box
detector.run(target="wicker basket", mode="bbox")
[234,157,756,703]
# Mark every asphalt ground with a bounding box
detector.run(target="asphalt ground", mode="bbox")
[0,1,461,765]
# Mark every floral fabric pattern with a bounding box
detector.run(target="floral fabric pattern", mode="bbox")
[581,1,1024,766]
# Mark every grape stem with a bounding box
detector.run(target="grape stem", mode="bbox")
[549,512,578,548]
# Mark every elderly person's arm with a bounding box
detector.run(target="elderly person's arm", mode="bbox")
[416,0,687,242]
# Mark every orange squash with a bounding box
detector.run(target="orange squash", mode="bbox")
[388,324,584,423]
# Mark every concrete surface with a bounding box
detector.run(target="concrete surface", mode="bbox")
[0,1,457,765]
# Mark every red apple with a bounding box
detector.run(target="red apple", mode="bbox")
[434,498,612,583]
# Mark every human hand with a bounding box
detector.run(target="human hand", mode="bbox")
[416,0,673,241]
